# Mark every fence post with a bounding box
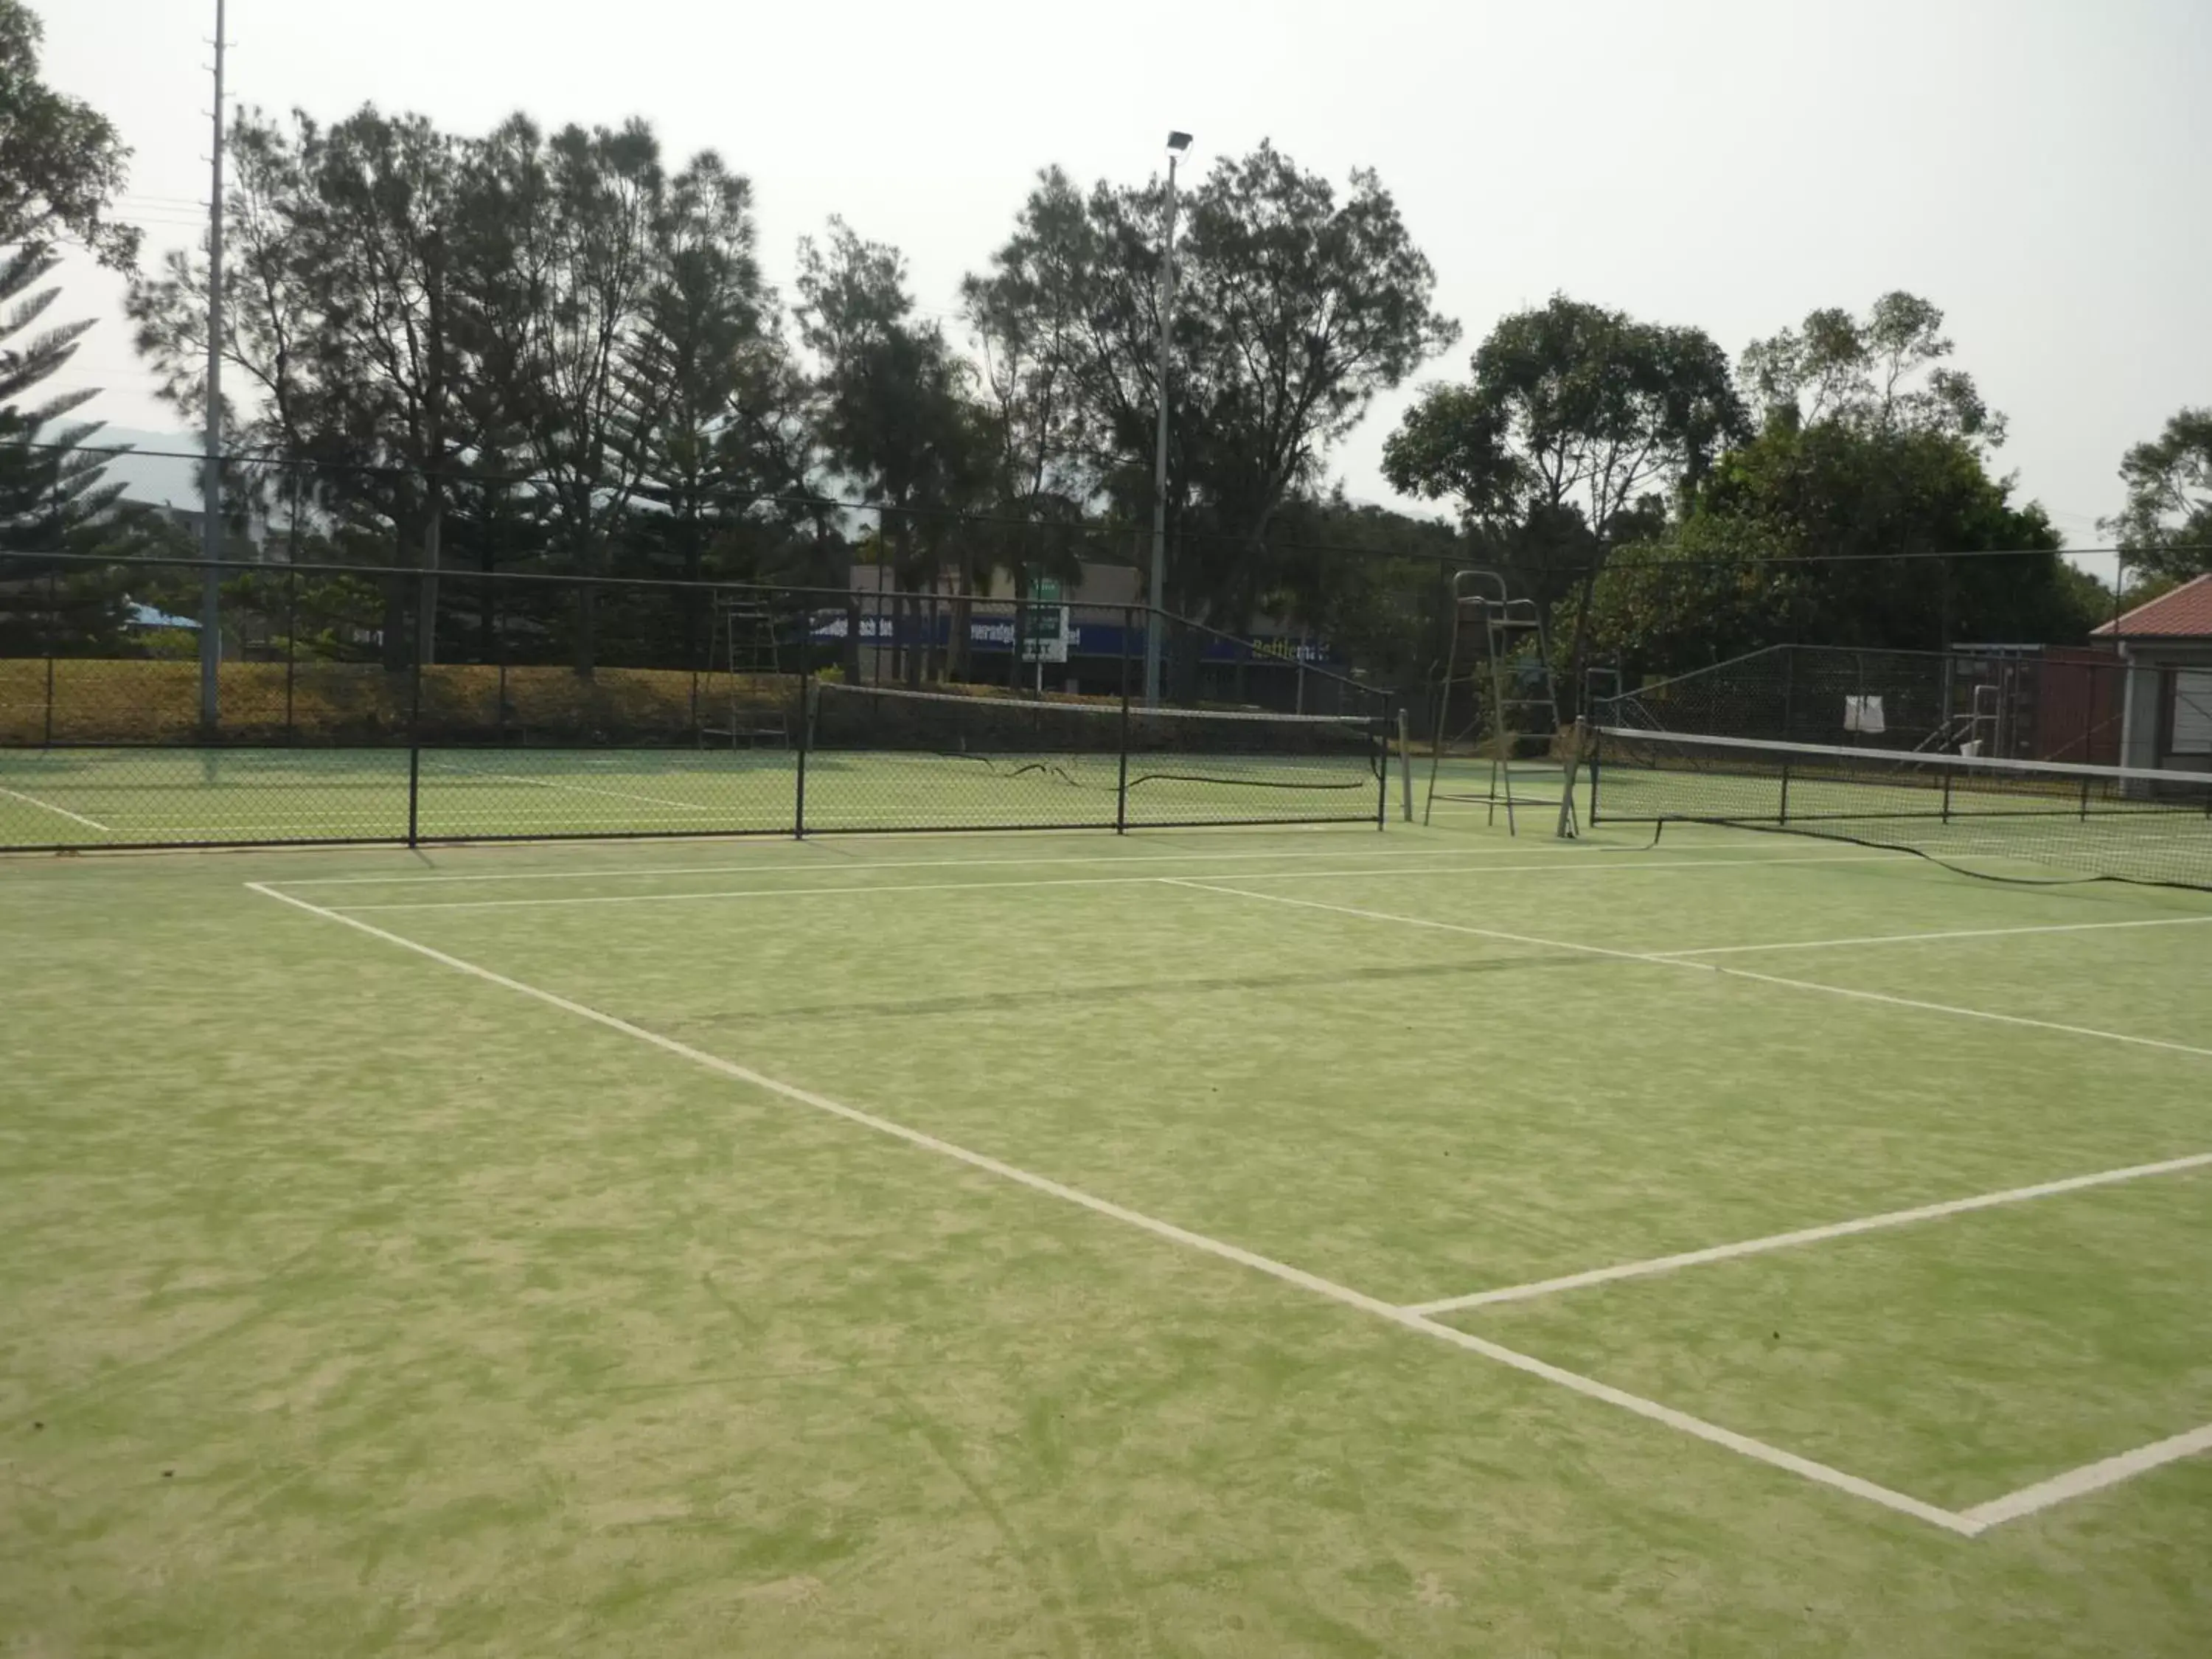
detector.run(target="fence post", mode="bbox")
[406,745,421,848]
[42,565,56,746]
[284,562,296,743]
[1398,706,1414,823]
[1116,605,1132,834]
[793,656,812,840]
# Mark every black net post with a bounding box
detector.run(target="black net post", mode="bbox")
[1376,692,1391,830]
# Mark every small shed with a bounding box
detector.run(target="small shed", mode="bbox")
[2092,574,2212,773]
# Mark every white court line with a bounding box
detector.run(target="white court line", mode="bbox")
[324,852,1907,914]
[1161,880,2212,1063]
[421,758,725,815]
[1405,1151,2212,1315]
[1714,966,2212,1062]
[1658,914,2212,959]
[0,785,113,832]
[271,841,1634,888]
[240,877,1975,1536]
[265,831,1885,888]
[1959,1424,2212,1530]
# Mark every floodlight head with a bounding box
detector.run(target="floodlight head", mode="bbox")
[1166,131,1193,154]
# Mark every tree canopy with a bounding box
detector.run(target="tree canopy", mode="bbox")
[962,143,1457,635]
[1588,419,2092,677]
[1739,291,2003,448]
[86,72,2149,696]
[2103,407,2212,582]
[0,0,138,270]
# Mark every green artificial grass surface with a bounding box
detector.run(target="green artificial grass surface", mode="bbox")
[4,818,2210,1655]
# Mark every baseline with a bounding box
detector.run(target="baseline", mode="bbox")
[1406,1150,2212,1315]
[243,877,1975,1537]
[420,757,728,815]
[271,839,1672,889]
[321,852,1905,913]
[0,785,114,832]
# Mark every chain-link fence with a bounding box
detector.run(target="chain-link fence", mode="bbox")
[0,553,1389,850]
[1593,643,2132,764]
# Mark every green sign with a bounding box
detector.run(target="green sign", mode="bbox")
[1022,576,1069,664]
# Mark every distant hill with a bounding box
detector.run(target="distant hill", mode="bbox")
[50,426,204,509]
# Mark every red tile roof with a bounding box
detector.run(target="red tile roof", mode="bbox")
[2093,573,2212,639]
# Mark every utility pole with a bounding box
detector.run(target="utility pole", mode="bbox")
[1144,130,1192,708]
[198,0,227,731]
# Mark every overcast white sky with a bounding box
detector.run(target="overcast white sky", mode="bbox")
[36,0,2212,557]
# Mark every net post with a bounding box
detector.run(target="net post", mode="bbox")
[1116,605,1133,834]
[1778,756,1791,824]
[1555,717,1585,840]
[1375,692,1391,830]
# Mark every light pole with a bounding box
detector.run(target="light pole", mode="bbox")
[198,0,227,731]
[1144,130,1192,707]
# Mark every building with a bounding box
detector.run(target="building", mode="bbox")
[2092,574,2212,773]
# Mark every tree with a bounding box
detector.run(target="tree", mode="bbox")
[797,218,986,682]
[1590,421,2076,675]
[127,108,322,553]
[1739,291,2003,448]
[0,2,139,640]
[2102,408,2212,582]
[0,244,124,546]
[1383,294,1746,672]
[965,144,1456,646]
[293,107,475,667]
[622,151,810,658]
[0,0,139,270]
[466,117,674,674]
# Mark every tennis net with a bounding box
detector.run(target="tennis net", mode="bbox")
[1586,726,2212,891]
[807,681,1388,832]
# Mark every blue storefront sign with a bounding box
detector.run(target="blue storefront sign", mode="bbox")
[810,609,1341,668]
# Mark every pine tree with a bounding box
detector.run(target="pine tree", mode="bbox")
[0,243,124,560]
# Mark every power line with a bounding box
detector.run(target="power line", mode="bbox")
[18,442,2201,577]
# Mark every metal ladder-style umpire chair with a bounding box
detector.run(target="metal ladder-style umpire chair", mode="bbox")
[700,596,792,749]
[1422,568,1579,838]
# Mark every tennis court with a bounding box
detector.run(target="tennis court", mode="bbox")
[6,804,2210,1653]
